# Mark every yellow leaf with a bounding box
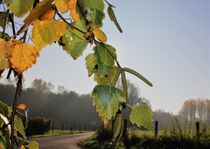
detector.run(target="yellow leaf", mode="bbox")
[32,20,67,48]
[8,40,40,73]
[20,145,25,149]
[17,103,26,110]
[39,6,56,20]
[0,38,11,71]
[55,0,69,13]
[17,0,55,35]
[92,26,107,42]
[69,0,80,21]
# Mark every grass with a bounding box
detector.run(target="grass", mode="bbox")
[79,127,210,149]
[29,130,86,138]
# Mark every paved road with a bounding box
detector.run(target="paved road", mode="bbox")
[33,132,94,149]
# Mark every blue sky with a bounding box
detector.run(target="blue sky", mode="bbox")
[2,0,209,114]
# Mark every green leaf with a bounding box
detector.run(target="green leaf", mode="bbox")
[14,116,26,139]
[94,43,116,66]
[62,20,88,60]
[2,0,13,4]
[84,0,104,11]
[25,141,39,149]
[93,43,116,75]
[0,12,8,29]
[85,53,97,77]
[92,85,125,125]
[0,101,9,116]
[107,6,123,33]
[9,0,34,17]
[129,104,152,128]
[123,67,153,87]
[86,9,105,27]
[94,67,121,85]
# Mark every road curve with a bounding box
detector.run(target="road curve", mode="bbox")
[33,132,94,149]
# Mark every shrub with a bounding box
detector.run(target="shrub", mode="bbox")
[26,117,52,136]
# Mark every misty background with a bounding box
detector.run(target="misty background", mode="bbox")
[0,79,209,129]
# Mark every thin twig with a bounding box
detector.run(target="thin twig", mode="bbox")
[10,74,23,149]
[56,9,86,35]
[9,13,16,37]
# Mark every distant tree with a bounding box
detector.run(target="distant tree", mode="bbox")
[179,99,210,123]
[57,85,67,94]
[32,79,54,93]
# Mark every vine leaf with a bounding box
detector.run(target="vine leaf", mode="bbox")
[55,0,69,13]
[8,0,34,17]
[69,0,80,21]
[129,104,152,128]
[123,67,153,87]
[85,53,97,77]
[8,40,40,73]
[92,25,107,42]
[0,38,10,72]
[92,85,125,125]
[17,0,55,34]
[107,5,123,33]
[62,20,88,60]
[32,20,67,48]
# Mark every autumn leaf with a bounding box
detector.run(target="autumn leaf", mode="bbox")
[92,25,107,42]
[17,103,26,110]
[69,0,80,21]
[55,0,69,13]
[32,20,66,48]
[0,38,11,72]
[8,40,40,73]
[8,0,34,17]
[39,6,56,20]
[17,0,55,35]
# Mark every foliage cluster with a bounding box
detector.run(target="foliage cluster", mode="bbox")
[0,0,153,148]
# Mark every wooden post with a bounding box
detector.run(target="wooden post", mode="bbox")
[196,121,200,138]
[154,121,158,139]
[52,122,54,133]
[61,123,64,131]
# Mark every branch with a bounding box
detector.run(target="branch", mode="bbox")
[10,74,23,149]
[56,9,86,35]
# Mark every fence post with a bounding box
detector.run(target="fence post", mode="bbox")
[52,122,54,133]
[196,121,200,139]
[154,121,158,139]
[61,123,64,131]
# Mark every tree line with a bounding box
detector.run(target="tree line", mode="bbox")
[0,79,209,129]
